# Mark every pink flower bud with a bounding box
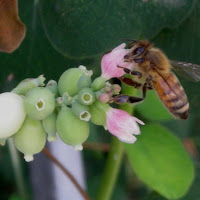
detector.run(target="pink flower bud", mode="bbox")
[106,108,144,143]
[98,93,111,103]
[112,84,121,94]
[101,43,134,80]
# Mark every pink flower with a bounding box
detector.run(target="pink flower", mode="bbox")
[106,108,144,143]
[101,43,134,80]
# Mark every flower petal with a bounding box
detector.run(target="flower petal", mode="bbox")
[112,43,126,51]
[106,108,143,143]
[117,133,137,144]
[101,43,134,80]
[132,116,145,125]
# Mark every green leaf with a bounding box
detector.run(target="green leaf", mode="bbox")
[181,162,200,200]
[146,192,168,200]
[0,0,99,87]
[135,90,173,121]
[38,0,196,58]
[124,123,194,199]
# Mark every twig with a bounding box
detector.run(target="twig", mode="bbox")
[42,147,90,200]
[83,142,110,152]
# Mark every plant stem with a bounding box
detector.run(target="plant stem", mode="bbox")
[8,138,27,200]
[96,137,124,200]
[96,83,136,200]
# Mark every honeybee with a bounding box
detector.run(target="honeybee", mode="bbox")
[113,40,200,120]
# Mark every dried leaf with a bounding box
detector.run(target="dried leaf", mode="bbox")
[0,0,26,53]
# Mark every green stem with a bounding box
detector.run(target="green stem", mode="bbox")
[96,137,124,200]
[8,138,27,200]
[96,83,136,200]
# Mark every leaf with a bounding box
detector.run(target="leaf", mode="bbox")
[0,0,26,53]
[147,192,168,200]
[0,0,98,85]
[135,90,173,121]
[38,0,196,58]
[124,123,194,199]
[181,162,200,200]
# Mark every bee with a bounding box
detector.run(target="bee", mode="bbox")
[112,40,200,120]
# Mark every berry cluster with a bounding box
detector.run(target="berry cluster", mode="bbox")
[0,43,144,162]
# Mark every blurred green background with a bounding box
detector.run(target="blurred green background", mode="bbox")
[1,0,200,199]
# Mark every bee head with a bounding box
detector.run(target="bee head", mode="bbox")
[124,40,152,63]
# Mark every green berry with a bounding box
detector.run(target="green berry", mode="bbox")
[13,117,46,162]
[24,87,55,120]
[58,68,84,96]
[0,92,26,139]
[77,87,95,105]
[42,113,57,142]
[72,101,91,121]
[56,107,89,146]
[46,80,58,97]
[12,75,45,95]
[89,101,106,127]
[91,76,106,91]
[77,75,92,90]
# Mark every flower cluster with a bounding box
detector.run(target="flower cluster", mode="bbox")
[0,43,144,162]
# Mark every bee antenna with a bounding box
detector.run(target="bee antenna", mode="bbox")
[119,39,138,49]
[120,38,138,43]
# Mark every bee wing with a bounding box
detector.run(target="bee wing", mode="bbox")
[170,60,200,82]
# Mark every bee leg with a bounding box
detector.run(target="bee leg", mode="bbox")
[147,82,153,90]
[110,94,144,104]
[145,76,153,90]
[117,65,142,78]
[111,83,148,104]
[119,77,142,89]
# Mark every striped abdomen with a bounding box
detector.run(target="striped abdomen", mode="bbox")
[153,72,189,119]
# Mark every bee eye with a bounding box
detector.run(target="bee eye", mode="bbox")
[133,46,145,56]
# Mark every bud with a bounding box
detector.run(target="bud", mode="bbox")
[112,84,121,94]
[24,87,55,120]
[62,92,72,106]
[98,93,111,103]
[42,113,57,142]
[77,87,95,105]
[89,101,106,127]
[104,82,112,92]
[58,68,84,96]
[13,117,46,162]
[46,80,58,97]
[12,75,45,95]
[72,101,91,121]
[0,92,26,139]
[91,76,106,91]
[56,107,89,146]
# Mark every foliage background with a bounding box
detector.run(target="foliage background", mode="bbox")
[1,0,200,199]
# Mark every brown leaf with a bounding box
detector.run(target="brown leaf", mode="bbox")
[0,0,26,53]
